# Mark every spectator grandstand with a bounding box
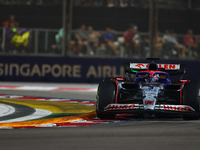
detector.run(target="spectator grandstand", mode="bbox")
[0,0,200,60]
[1,22,200,60]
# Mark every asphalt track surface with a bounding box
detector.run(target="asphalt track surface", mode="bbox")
[1,82,200,150]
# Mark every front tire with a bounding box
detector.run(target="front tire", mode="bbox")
[182,79,200,120]
[96,81,117,119]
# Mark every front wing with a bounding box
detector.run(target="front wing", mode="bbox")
[104,104,196,114]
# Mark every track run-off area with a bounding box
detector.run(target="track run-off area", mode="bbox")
[0,83,134,128]
[0,95,130,128]
[1,82,200,150]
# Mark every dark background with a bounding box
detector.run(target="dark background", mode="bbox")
[0,5,200,34]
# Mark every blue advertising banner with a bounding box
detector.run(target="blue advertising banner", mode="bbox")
[0,56,199,83]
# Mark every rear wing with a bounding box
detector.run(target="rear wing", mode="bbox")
[124,62,186,76]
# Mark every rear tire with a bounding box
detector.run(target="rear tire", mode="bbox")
[96,81,116,119]
[182,79,200,120]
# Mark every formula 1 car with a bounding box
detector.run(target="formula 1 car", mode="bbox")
[96,58,200,120]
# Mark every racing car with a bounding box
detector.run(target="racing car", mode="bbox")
[96,58,200,120]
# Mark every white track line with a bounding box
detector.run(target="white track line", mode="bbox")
[0,104,15,117]
[0,85,97,92]
[0,109,52,123]
[16,86,57,91]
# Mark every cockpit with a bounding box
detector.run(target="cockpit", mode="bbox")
[135,71,170,83]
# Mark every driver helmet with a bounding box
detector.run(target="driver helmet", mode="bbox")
[152,74,159,83]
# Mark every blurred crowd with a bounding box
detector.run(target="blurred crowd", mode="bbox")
[1,0,200,9]
[52,23,200,59]
[1,14,200,59]
[2,14,19,29]
[1,15,35,53]
[1,15,19,52]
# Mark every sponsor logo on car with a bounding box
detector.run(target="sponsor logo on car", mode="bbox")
[105,104,194,112]
[135,64,145,69]
[130,63,180,70]
[106,104,140,110]
[145,101,154,105]
[178,80,190,83]
[160,105,194,112]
